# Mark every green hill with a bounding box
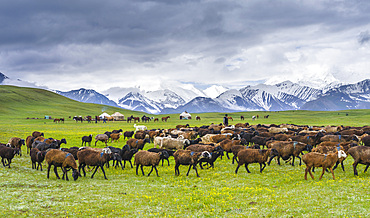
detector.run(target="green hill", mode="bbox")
[0,85,145,118]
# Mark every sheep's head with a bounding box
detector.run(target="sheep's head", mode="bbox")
[72,169,80,181]
[102,148,112,154]
[160,151,169,159]
[200,151,211,159]
[338,150,347,159]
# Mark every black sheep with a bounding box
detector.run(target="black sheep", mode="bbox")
[0,145,19,168]
[81,134,93,146]
[148,148,175,166]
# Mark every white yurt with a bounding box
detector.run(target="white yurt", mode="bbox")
[111,112,124,121]
[99,112,111,119]
[179,111,192,120]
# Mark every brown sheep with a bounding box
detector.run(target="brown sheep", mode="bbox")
[217,139,245,159]
[0,145,19,168]
[95,134,109,146]
[126,138,150,150]
[45,149,80,181]
[26,136,35,154]
[348,146,370,176]
[7,137,25,156]
[30,148,47,171]
[235,148,279,174]
[134,150,169,176]
[302,150,347,180]
[173,150,211,177]
[32,131,44,138]
[77,147,112,179]
[231,144,260,164]
[267,141,313,166]
[110,133,122,143]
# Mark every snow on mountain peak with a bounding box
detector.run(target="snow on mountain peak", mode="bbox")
[203,85,229,98]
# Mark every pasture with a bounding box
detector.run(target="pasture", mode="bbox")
[1,110,370,217]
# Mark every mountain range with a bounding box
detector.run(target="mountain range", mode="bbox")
[1,72,369,114]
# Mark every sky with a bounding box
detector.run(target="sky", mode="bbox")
[1,0,370,92]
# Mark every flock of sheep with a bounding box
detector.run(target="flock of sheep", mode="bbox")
[1,122,370,181]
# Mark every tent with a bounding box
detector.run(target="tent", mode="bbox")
[179,111,192,120]
[111,112,124,121]
[99,112,111,119]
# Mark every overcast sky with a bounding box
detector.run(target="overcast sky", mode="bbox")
[1,0,370,92]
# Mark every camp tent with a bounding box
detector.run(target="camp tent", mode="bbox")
[111,112,124,121]
[99,112,111,119]
[179,111,192,120]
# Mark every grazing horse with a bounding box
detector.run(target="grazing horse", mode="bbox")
[73,116,83,123]
[162,116,170,122]
[154,118,159,122]
[240,116,244,120]
[53,118,60,123]
[252,116,256,120]
[127,115,133,123]
[142,116,151,123]
[60,118,64,123]
[133,117,140,123]
[107,117,114,122]
[227,116,233,121]
[86,116,92,123]
[196,116,201,121]
[264,115,269,119]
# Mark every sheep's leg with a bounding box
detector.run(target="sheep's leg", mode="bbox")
[53,166,60,179]
[47,164,52,179]
[307,167,315,180]
[277,156,281,165]
[62,168,69,181]
[319,168,326,180]
[129,160,134,168]
[147,166,154,176]
[329,167,335,180]
[226,152,230,160]
[364,164,370,173]
[91,165,99,178]
[140,165,145,176]
[296,156,302,166]
[260,163,266,173]
[312,167,315,172]
[199,161,204,170]
[235,164,242,174]
[7,159,12,168]
[32,161,35,169]
[175,163,180,176]
[291,156,295,166]
[245,164,251,173]
[186,165,192,176]
[154,166,160,177]
[193,165,200,177]
[100,165,108,180]
[166,158,170,166]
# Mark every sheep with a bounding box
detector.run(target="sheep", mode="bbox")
[112,129,123,133]
[123,131,135,140]
[134,150,169,176]
[158,137,190,150]
[302,150,347,180]
[134,124,147,132]
[45,149,80,181]
[348,146,370,176]
[201,134,232,144]
[320,134,357,143]
[77,147,112,179]
[267,141,313,166]
[231,144,260,164]
[361,135,370,146]
[95,134,109,146]
[110,133,122,143]
[121,145,138,168]
[147,148,175,166]
[32,131,44,138]
[82,134,93,146]
[268,127,288,134]
[173,150,211,177]
[126,138,150,150]
[235,148,279,174]
[7,137,25,156]
[0,145,19,168]
[30,148,47,171]
[217,139,245,159]
[104,131,112,139]
[251,136,274,149]
[60,147,80,161]
[26,136,35,154]
[153,136,171,148]
[134,131,148,140]
[33,140,59,151]
[198,149,224,169]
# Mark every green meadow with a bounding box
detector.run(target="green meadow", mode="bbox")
[1,85,370,217]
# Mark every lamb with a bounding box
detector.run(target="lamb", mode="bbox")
[30,148,47,171]
[7,137,25,156]
[173,150,211,177]
[348,146,370,176]
[33,140,59,151]
[104,131,112,139]
[134,150,169,176]
[302,150,347,180]
[0,145,19,168]
[77,147,112,179]
[268,127,288,134]
[45,149,80,181]
[198,150,224,169]
[235,148,279,174]
[153,136,171,148]
[95,134,109,146]
[121,145,138,168]
[81,134,93,146]
[147,148,175,166]
[110,133,122,143]
[134,124,147,132]
[112,129,123,134]
[123,131,135,140]
[158,137,190,150]
[126,138,150,150]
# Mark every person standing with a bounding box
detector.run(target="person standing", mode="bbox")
[223,114,229,126]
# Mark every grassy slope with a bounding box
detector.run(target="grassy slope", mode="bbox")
[1,85,370,217]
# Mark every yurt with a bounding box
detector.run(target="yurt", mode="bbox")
[111,112,124,121]
[99,112,111,119]
[179,111,192,120]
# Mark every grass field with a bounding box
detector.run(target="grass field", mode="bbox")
[1,85,370,217]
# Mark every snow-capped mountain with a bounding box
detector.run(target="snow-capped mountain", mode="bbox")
[117,92,163,114]
[55,88,119,107]
[204,85,229,98]
[0,72,9,83]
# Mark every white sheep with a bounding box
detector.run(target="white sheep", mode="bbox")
[134,124,147,132]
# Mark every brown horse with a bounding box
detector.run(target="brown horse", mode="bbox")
[133,117,140,122]
[196,116,201,120]
[162,116,170,122]
[227,116,233,121]
[53,118,60,123]
[154,118,159,122]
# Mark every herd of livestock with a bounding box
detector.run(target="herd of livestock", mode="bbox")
[1,122,370,181]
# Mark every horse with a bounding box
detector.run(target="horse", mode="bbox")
[73,116,83,123]
[127,115,133,123]
[59,118,64,123]
[264,115,269,119]
[142,116,151,123]
[154,118,159,122]
[227,116,233,121]
[86,116,92,123]
[162,116,170,122]
[53,118,60,123]
[240,116,244,120]
[196,116,201,121]
[252,116,256,120]
[107,117,114,122]
[133,117,140,123]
